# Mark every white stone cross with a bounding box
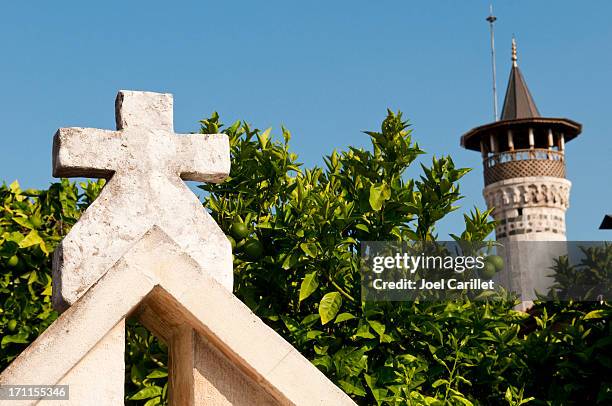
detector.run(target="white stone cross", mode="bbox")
[52,90,232,310]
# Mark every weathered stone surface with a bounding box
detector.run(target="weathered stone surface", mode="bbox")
[483,176,571,240]
[1,228,356,406]
[52,90,232,311]
[50,322,125,406]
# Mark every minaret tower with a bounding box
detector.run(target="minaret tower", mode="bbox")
[461,39,582,300]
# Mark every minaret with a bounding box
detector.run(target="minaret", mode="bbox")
[461,39,583,302]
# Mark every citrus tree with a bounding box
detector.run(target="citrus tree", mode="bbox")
[197,111,527,405]
[0,110,610,405]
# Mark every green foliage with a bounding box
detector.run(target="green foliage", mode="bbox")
[0,179,79,363]
[517,301,612,404]
[198,112,499,404]
[125,319,167,406]
[0,111,610,405]
[546,243,612,301]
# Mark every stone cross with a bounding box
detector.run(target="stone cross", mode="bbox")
[1,90,356,405]
[52,90,232,310]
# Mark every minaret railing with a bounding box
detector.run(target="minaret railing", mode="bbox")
[483,148,565,185]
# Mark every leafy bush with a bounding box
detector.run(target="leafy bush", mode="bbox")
[546,243,612,302]
[0,111,610,405]
[0,179,92,364]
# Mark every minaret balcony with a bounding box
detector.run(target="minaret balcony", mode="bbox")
[483,148,565,185]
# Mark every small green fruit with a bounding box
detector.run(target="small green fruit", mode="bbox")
[243,239,264,260]
[7,319,17,332]
[230,222,249,240]
[481,262,497,279]
[7,255,19,267]
[486,255,505,272]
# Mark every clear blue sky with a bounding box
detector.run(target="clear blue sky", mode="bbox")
[1,1,610,240]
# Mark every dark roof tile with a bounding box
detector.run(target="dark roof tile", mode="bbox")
[500,65,540,120]
[500,38,541,120]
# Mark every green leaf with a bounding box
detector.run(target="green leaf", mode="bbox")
[300,242,318,258]
[42,284,52,296]
[334,346,368,376]
[335,313,356,324]
[301,313,320,326]
[281,253,297,270]
[131,363,146,386]
[367,320,386,337]
[306,330,323,340]
[299,272,319,302]
[319,292,342,325]
[12,217,33,230]
[130,386,162,400]
[258,127,271,148]
[364,374,388,404]
[9,180,21,194]
[19,230,43,248]
[355,223,369,232]
[505,387,513,402]
[398,354,418,363]
[1,331,29,348]
[353,324,376,339]
[281,315,300,333]
[312,355,332,371]
[143,397,161,406]
[146,369,168,379]
[338,379,367,396]
[369,183,391,211]
[6,232,24,244]
[432,379,449,388]
[584,310,606,320]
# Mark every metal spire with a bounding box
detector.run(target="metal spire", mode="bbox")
[512,36,518,67]
[486,5,499,121]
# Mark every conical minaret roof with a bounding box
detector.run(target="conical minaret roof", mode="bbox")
[460,38,582,152]
[500,38,541,120]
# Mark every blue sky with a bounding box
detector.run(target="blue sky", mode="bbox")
[1,1,610,240]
